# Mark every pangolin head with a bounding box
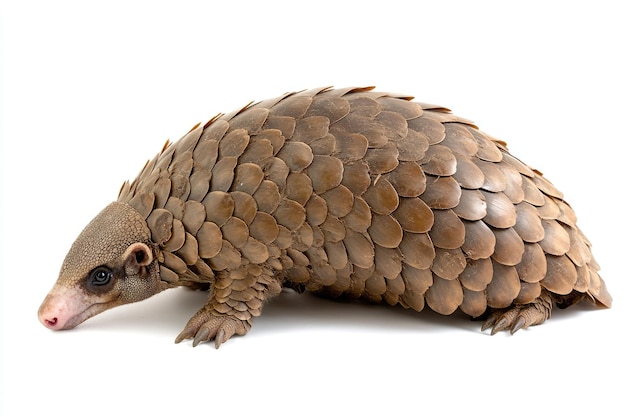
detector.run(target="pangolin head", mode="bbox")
[38,202,167,330]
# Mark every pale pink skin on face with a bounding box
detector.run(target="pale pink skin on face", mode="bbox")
[38,286,108,330]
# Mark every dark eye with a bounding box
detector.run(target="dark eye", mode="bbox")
[89,267,113,286]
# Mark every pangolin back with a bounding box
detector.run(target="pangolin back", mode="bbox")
[116,86,611,325]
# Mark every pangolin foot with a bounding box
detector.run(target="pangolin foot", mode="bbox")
[481,291,553,335]
[175,312,250,348]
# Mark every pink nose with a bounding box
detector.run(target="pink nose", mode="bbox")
[41,315,60,329]
[38,296,66,330]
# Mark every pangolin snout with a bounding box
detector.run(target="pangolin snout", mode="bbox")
[38,290,87,330]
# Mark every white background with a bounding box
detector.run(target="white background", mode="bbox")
[2,1,625,415]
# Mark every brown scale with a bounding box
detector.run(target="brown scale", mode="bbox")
[39,86,612,349]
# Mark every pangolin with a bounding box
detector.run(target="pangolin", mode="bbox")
[38,86,612,348]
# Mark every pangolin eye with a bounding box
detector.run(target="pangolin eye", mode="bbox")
[89,267,113,286]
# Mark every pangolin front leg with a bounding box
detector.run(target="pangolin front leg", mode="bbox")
[481,290,553,335]
[175,266,282,348]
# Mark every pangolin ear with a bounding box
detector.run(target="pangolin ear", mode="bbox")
[122,242,154,275]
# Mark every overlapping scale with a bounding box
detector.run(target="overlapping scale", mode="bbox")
[181,200,206,235]
[333,132,368,163]
[344,95,382,117]
[486,262,521,308]
[248,212,279,244]
[377,97,423,119]
[395,129,429,162]
[364,142,399,174]
[482,191,516,228]
[325,240,348,270]
[341,196,371,233]
[458,258,493,291]
[268,95,312,119]
[304,96,350,123]
[432,248,466,280]
[401,265,432,297]
[263,117,296,140]
[263,157,290,192]
[368,214,403,248]
[273,198,306,231]
[196,222,222,258]
[513,202,545,242]
[291,222,314,251]
[209,156,237,192]
[285,172,313,206]
[543,255,577,295]
[239,136,275,166]
[441,123,479,156]
[385,161,426,197]
[475,158,506,192]
[163,219,185,252]
[304,194,328,226]
[492,227,525,266]
[292,116,330,144]
[461,220,496,260]
[119,86,609,328]
[128,193,155,219]
[374,246,403,279]
[407,116,446,145]
[460,287,487,317]
[425,274,464,315]
[192,139,219,172]
[221,217,249,248]
[164,196,184,220]
[227,107,269,135]
[539,219,571,256]
[454,189,487,221]
[343,229,375,269]
[319,133,344,157]
[498,160,524,204]
[453,154,485,189]
[253,180,281,214]
[202,191,234,226]
[276,142,314,172]
[429,209,465,249]
[514,281,542,304]
[177,233,199,265]
[397,234,435,274]
[188,170,211,202]
[536,196,561,219]
[471,129,503,162]
[146,208,173,245]
[306,155,344,194]
[232,163,264,195]
[419,145,457,176]
[516,243,547,283]
[340,160,371,195]
[322,185,354,218]
[419,175,461,209]
[533,173,564,199]
[240,237,269,264]
[320,215,347,243]
[520,176,544,207]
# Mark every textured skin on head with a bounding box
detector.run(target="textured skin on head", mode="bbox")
[40,86,612,346]
[59,202,151,288]
[38,201,169,330]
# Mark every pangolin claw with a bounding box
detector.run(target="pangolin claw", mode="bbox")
[491,315,512,335]
[215,329,226,349]
[176,311,250,348]
[480,315,497,333]
[511,317,527,334]
[192,327,211,347]
[481,293,553,335]
[174,327,196,344]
